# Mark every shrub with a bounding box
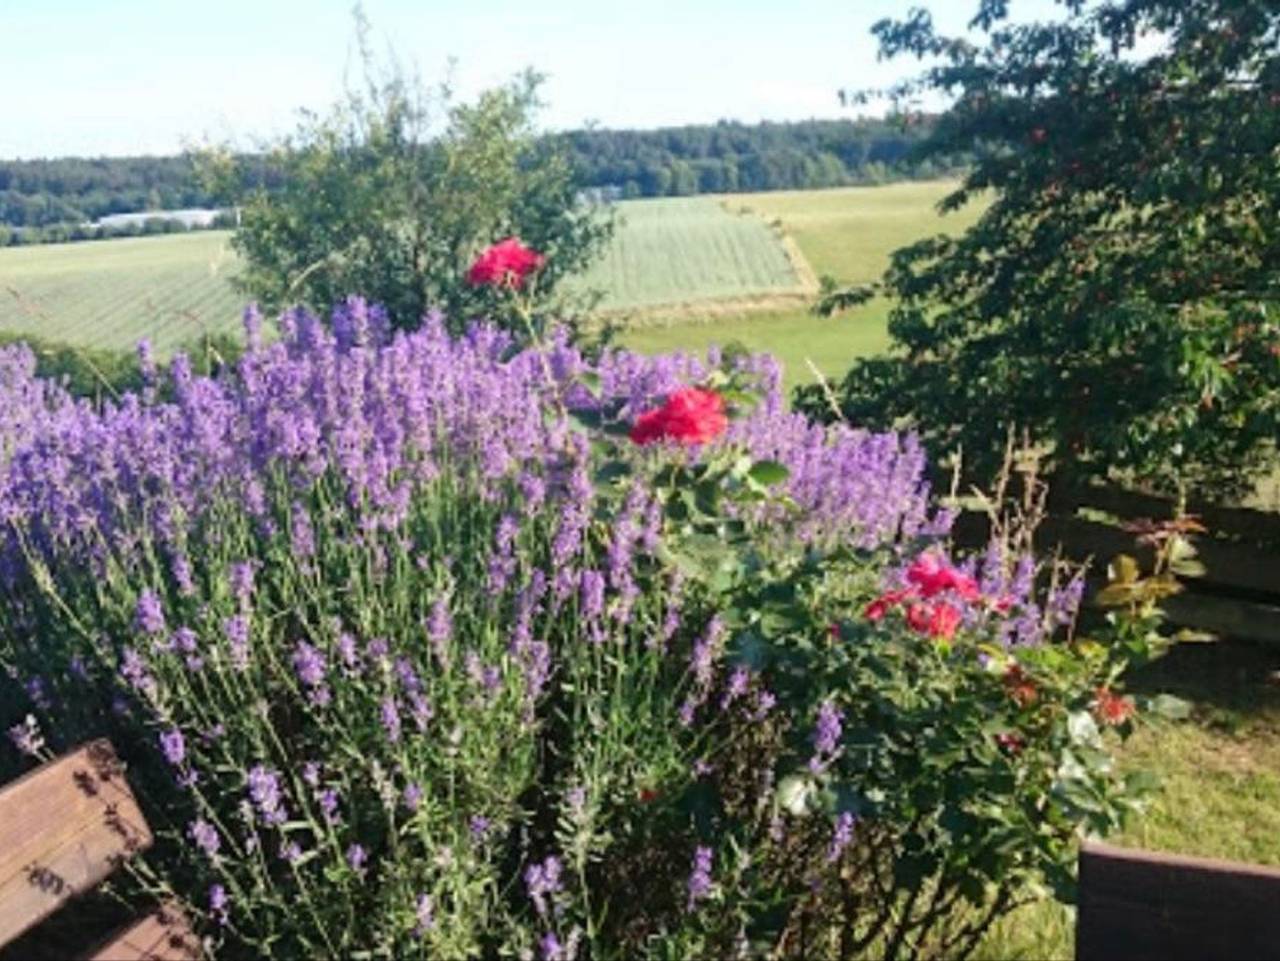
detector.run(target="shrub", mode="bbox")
[199,15,613,338]
[0,299,1158,959]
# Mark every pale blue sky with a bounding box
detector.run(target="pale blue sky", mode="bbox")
[1,0,1063,159]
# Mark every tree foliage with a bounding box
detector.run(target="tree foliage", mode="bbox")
[556,117,964,197]
[798,0,1280,497]
[199,28,613,335]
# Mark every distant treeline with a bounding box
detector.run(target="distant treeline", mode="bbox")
[556,117,959,197]
[1,117,955,244]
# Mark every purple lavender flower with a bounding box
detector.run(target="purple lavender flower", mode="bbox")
[229,561,255,608]
[291,641,326,687]
[282,841,304,865]
[346,843,368,874]
[159,728,185,766]
[380,698,402,744]
[809,700,843,773]
[402,782,423,812]
[209,884,229,925]
[753,689,777,720]
[290,504,316,559]
[415,893,434,936]
[337,633,360,673]
[579,569,606,623]
[188,819,220,859]
[469,815,492,840]
[246,764,287,826]
[721,665,750,709]
[135,589,165,635]
[828,811,856,863]
[302,761,321,787]
[223,615,250,669]
[539,932,565,961]
[317,788,340,822]
[409,693,433,731]
[525,854,563,917]
[426,598,452,666]
[686,845,714,911]
[171,554,195,596]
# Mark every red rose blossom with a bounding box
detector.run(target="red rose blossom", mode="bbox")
[629,388,728,446]
[465,237,546,289]
[1093,687,1136,726]
[906,552,980,601]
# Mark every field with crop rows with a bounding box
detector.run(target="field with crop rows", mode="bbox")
[0,195,810,353]
[569,196,805,310]
[0,230,244,353]
[618,180,984,390]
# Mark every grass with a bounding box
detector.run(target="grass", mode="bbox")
[0,231,243,354]
[571,196,804,310]
[617,180,985,392]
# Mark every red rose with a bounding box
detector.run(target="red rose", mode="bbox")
[465,237,546,289]
[864,588,910,622]
[905,553,980,601]
[928,602,963,639]
[1093,687,1136,726]
[629,388,728,446]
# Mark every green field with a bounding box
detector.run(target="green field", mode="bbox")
[0,231,244,353]
[618,180,984,390]
[0,195,810,354]
[571,196,804,310]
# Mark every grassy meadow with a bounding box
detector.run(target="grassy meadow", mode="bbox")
[0,230,244,353]
[618,180,985,390]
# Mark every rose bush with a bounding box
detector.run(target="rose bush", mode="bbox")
[0,292,1165,959]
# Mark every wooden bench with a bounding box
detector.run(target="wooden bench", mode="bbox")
[1077,839,1280,961]
[0,739,199,960]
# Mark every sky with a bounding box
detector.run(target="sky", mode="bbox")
[0,0,1063,160]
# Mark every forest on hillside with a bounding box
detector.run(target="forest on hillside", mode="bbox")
[0,116,954,244]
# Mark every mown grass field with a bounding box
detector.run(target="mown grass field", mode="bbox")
[571,196,804,310]
[0,230,243,353]
[618,180,985,391]
[0,195,808,355]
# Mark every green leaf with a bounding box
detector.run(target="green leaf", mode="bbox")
[747,460,790,487]
[776,774,814,816]
[1149,693,1193,720]
[1067,711,1102,749]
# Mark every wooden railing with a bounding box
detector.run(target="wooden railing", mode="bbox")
[955,480,1280,646]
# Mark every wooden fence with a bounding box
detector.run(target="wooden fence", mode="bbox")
[954,481,1280,646]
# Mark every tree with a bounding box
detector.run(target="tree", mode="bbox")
[199,18,613,337]
[799,0,1280,498]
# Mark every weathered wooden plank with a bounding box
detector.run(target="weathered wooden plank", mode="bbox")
[0,740,153,948]
[1076,840,1280,961]
[1162,591,1280,646]
[1051,480,1280,547]
[85,904,200,961]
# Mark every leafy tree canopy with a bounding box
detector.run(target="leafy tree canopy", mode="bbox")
[199,18,613,336]
[799,0,1280,498]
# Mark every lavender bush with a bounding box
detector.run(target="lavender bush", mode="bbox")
[0,301,1154,959]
